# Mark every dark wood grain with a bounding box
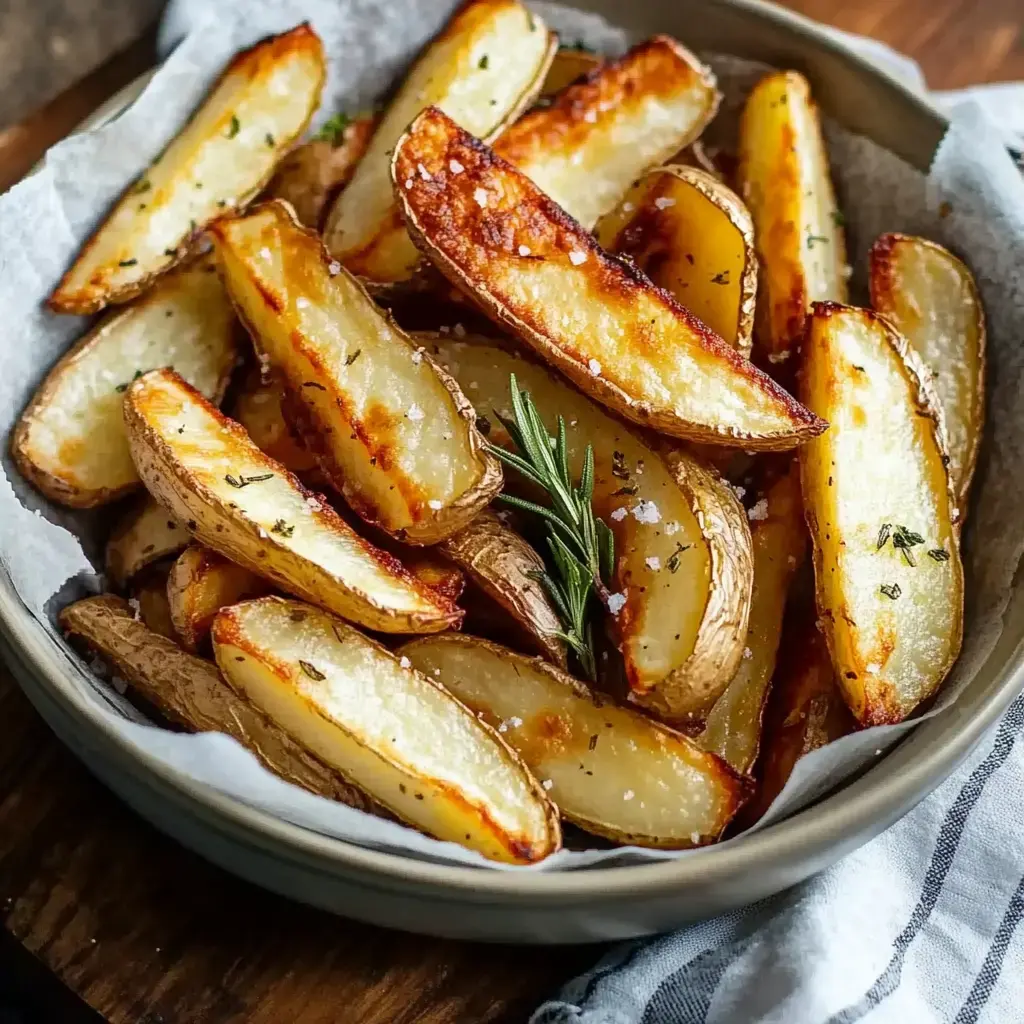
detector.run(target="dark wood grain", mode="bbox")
[0,1,1021,1022]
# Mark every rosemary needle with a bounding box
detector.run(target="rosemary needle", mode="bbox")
[483,374,614,680]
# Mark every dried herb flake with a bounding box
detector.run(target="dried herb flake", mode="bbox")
[298,660,326,681]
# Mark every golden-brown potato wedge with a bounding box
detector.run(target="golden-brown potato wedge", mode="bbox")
[439,510,566,667]
[494,36,719,231]
[322,0,555,286]
[869,233,986,513]
[400,634,750,847]
[700,463,806,773]
[49,26,326,315]
[230,369,320,478]
[421,335,754,725]
[595,165,757,356]
[800,303,964,725]
[262,115,374,229]
[396,109,825,449]
[130,565,178,640]
[403,552,466,604]
[537,45,603,98]
[212,202,502,543]
[739,618,853,826]
[738,71,848,364]
[123,369,461,634]
[14,257,239,508]
[60,594,369,808]
[213,597,560,863]
[168,544,272,651]
[106,495,190,589]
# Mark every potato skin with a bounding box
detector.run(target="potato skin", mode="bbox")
[106,496,190,589]
[627,450,754,728]
[59,594,371,809]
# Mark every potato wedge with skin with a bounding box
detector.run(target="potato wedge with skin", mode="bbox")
[396,109,824,450]
[738,71,848,365]
[131,566,178,640]
[538,46,603,99]
[15,257,239,508]
[212,202,502,543]
[870,233,986,513]
[421,335,753,724]
[263,116,374,229]
[800,302,964,726]
[739,618,853,826]
[168,544,272,652]
[231,369,320,478]
[700,463,806,773]
[59,594,369,808]
[401,635,750,847]
[49,26,326,315]
[213,597,560,863]
[322,0,555,286]
[595,165,757,356]
[123,369,461,634]
[439,510,566,667]
[494,36,719,231]
[106,495,190,589]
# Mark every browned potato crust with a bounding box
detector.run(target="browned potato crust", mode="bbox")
[537,46,604,98]
[263,116,374,229]
[394,108,825,450]
[738,71,848,366]
[106,495,189,589]
[50,26,326,315]
[59,594,370,808]
[123,369,462,634]
[167,544,272,651]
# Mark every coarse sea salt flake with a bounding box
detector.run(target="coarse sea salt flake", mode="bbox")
[645,556,661,571]
[518,244,531,256]
[610,507,628,522]
[417,162,432,181]
[449,159,464,174]
[428,499,443,510]
[296,297,309,309]
[631,500,660,524]
[474,187,488,207]
[654,197,676,210]
[748,499,769,521]
[588,358,602,376]
[407,403,425,421]
[542,779,554,790]
[665,520,679,535]
[743,647,752,660]
[623,789,635,801]
[569,250,587,265]
[399,656,411,669]
[328,260,341,276]
[607,592,627,615]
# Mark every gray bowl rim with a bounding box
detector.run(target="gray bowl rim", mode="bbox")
[3,0,1019,904]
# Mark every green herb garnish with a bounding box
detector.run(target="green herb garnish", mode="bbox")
[224,472,274,488]
[298,660,325,681]
[484,375,615,681]
[313,113,351,146]
[880,583,901,600]
[118,258,138,267]
[271,519,295,538]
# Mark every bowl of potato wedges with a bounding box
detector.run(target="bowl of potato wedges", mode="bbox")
[1,0,1014,943]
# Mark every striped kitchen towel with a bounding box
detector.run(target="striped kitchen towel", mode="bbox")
[531,36,1024,1024]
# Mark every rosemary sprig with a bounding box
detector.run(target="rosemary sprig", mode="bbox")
[483,375,614,680]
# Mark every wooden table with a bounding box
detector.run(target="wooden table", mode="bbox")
[1,2,1021,1020]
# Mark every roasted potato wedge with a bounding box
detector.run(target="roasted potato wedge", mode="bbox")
[700,463,806,773]
[800,303,964,725]
[106,495,190,589]
[49,26,326,315]
[212,202,502,543]
[421,335,753,724]
[738,71,848,365]
[130,566,178,640]
[396,109,824,449]
[494,36,719,231]
[740,617,853,825]
[231,369,320,478]
[123,369,461,634]
[538,45,603,98]
[870,233,986,513]
[168,544,272,651]
[596,165,757,356]
[322,0,555,286]
[213,597,560,863]
[15,257,239,508]
[263,115,374,229]
[439,510,566,667]
[60,594,368,808]
[401,634,750,847]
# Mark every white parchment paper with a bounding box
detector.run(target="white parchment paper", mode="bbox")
[2,0,1024,869]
